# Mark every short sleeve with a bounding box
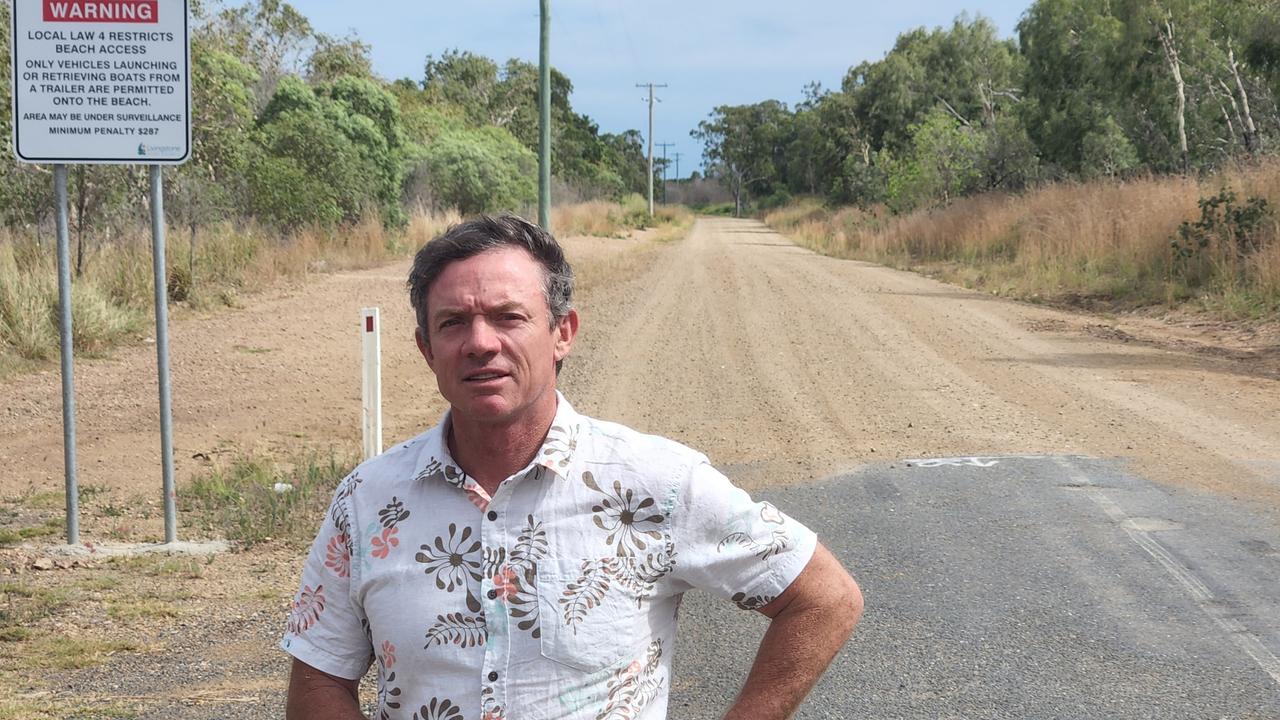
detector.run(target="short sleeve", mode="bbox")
[279,475,374,679]
[669,457,817,610]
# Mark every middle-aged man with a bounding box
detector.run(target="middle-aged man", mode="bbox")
[282,215,863,720]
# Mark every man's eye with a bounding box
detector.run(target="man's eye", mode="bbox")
[438,318,460,329]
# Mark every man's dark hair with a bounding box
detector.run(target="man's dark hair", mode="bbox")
[408,213,575,339]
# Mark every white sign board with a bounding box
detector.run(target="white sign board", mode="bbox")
[9,0,190,164]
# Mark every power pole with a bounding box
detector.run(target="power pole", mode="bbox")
[538,0,551,230]
[656,142,674,204]
[636,82,667,216]
[671,151,682,203]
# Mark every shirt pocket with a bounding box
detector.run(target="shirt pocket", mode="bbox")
[536,558,650,673]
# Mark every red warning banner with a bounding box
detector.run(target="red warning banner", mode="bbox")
[43,0,159,23]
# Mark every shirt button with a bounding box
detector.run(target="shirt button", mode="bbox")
[488,671,499,682]
[487,510,497,521]
[487,589,497,600]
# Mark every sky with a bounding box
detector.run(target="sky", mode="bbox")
[259,1,1035,179]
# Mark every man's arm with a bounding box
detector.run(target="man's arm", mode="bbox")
[286,658,365,720]
[722,542,863,720]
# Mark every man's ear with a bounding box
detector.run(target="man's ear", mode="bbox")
[415,326,435,369]
[553,309,579,362]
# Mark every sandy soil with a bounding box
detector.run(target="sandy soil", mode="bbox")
[1,217,1277,716]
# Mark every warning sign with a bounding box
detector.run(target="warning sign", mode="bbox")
[9,0,190,164]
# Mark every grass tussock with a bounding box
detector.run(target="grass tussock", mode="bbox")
[180,450,356,549]
[765,161,1280,318]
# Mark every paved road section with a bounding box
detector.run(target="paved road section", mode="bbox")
[670,455,1280,719]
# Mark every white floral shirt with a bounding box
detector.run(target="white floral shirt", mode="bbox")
[281,393,817,720]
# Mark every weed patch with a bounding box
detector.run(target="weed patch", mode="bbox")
[180,450,355,549]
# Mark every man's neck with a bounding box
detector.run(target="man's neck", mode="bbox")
[447,393,557,496]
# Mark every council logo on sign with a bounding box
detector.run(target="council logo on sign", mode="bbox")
[44,0,159,23]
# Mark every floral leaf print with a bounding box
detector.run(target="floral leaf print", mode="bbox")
[330,500,353,557]
[509,515,548,570]
[417,523,484,599]
[559,560,614,632]
[286,584,325,634]
[717,528,790,561]
[542,423,578,468]
[416,458,468,490]
[504,563,541,638]
[583,473,666,557]
[595,639,665,720]
[413,697,464,720]
[377,669,402,720]
[324,533,351,578]
[482,545,507,578]
[481,680,505,720]
[378,497,410,528]
[731,592,774,611]
[334,471,364,502]
[424,612,487,648]
[380,640,397,669]
[371,526,400,560]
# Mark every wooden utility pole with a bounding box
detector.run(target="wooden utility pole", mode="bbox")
[656,142,674,204]
[538,0,551,229]
[636,82,667,216]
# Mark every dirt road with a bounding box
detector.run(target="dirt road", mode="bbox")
[3,216,1278,514]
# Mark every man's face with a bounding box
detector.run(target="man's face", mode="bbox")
[416,246,578,427]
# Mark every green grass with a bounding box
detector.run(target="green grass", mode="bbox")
[180,449,356,549]
[106,598,179,621]
[23,635,141,670]
[0,583,70,632]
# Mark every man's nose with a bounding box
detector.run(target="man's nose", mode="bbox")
[463,318,501,356]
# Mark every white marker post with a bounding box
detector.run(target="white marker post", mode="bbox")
[361,307,383,460]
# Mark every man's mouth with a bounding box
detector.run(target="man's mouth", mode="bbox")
[464,371,508,382]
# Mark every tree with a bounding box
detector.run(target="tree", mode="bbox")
[692,101,794,216]
[415,128,537,215]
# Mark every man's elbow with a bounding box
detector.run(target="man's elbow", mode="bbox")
[833,572,863,641]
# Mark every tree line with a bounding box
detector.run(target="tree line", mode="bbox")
[0,0,656,245]
[694,0,1280,216]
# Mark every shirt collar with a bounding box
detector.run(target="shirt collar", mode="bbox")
[413,391,581,489]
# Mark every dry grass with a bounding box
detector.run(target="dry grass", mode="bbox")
[765,162,1280,317]
[553,194,693,240]
[0,207,459,377]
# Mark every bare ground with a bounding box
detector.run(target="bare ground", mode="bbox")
[1,217,1277,717]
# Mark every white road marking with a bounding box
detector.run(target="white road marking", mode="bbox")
[1053,457,1280,687]
[905,454,1085,468]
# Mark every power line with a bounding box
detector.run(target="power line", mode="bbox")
[636,82,667,216]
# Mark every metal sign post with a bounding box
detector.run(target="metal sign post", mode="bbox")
[150,165,176,543]
[54,164,79,545]
[11,0,191,545]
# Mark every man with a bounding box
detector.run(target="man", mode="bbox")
[283,215,862,720]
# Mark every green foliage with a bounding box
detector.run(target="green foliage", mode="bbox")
[1081,116,1140,179]
[417,127,537,215]
[250,76,407,228]
[885,109,985,212]
[1170,188,1272,265]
